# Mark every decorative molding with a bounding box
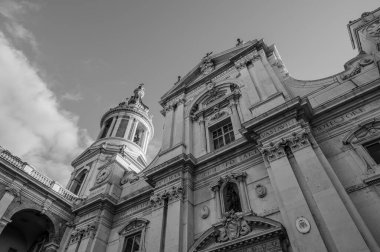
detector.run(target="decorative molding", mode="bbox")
[119,218,149,236]
[234,51,260,70]
[69,224,97,244]
[150,185,184,208]
[343,118,380,144]
[340,55,374,81]
[260,132,310,162]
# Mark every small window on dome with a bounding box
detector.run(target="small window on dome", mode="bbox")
[100,118,113,139]
[133,123,146,147]
[116,117,129,138]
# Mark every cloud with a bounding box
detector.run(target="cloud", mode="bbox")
[62,92,83,102]
[0,32,92,185]
[0,0,39,50]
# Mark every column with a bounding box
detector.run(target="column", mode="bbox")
[161,106,174,151]
[236,173,250,213]
[111,116,123,137]
[198,114,207,155]
[259,49,289,98]
[238,65,261,103]
[249,59,278,99]
[229,100,242,139]
[106,117,117,137]
[173,99,185,146]
[0,188,17,218]
[291,136,372,252]
[185,117,193,154]
[164,188,184,252]
[146,196,167,252]
[247,63,267,100]
[211,185,222,220]
[261,145,328,252]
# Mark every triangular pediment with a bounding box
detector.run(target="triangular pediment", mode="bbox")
[161,40,261,104]
[189,213,286,252]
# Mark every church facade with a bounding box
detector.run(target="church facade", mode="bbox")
[1,7,380,252]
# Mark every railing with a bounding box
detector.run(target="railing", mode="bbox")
[0,147,79,203]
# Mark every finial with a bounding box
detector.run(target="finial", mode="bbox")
[177,76,181,82]
[236,38,243,46]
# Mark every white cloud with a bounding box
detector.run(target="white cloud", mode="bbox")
[0,0,39,50]
[62,92,83,102]
[0,32,92,185]
[5,21,37,50]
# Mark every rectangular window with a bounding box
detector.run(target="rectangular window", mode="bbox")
[211,120,235,150]
[123,233,141,252]
[363,140,380,164]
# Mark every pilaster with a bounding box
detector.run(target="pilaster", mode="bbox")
[260,142,328,252]
[161,105,174,151]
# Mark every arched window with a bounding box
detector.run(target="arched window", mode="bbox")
[70,171,86,195]
[343,118,380,173]
[211,172,251,219]
[222,182,242,213]
[118,219,149,252]
[100,118,113,139]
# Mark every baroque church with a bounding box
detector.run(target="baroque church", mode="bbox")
[1,7,380,252]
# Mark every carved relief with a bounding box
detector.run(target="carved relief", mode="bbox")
[200,52,215,76]
[41,198,53,215]
[69,224,97,244]
[120,171,140,185]
[200,205,210,219]
[341,55,374,80]
[255,184,267,198]
[214,211,251,242]
[364,19,380,41]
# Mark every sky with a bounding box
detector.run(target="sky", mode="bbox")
[0,0,378,185]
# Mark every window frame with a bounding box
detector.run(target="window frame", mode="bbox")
[208,118,235,151]
[118,219,149,252]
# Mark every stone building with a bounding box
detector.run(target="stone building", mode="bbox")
[1,7,380,252]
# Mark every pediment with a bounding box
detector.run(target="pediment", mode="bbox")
[189,213,285,252]
[161,40,259,103]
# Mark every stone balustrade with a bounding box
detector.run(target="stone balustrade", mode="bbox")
[0,147,79,203]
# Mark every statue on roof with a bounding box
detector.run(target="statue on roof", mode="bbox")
[127,83,149,111]
[236,38,243,46]
[200,52,215,76]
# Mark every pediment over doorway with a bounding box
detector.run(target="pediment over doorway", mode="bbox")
[189,212,287,252]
